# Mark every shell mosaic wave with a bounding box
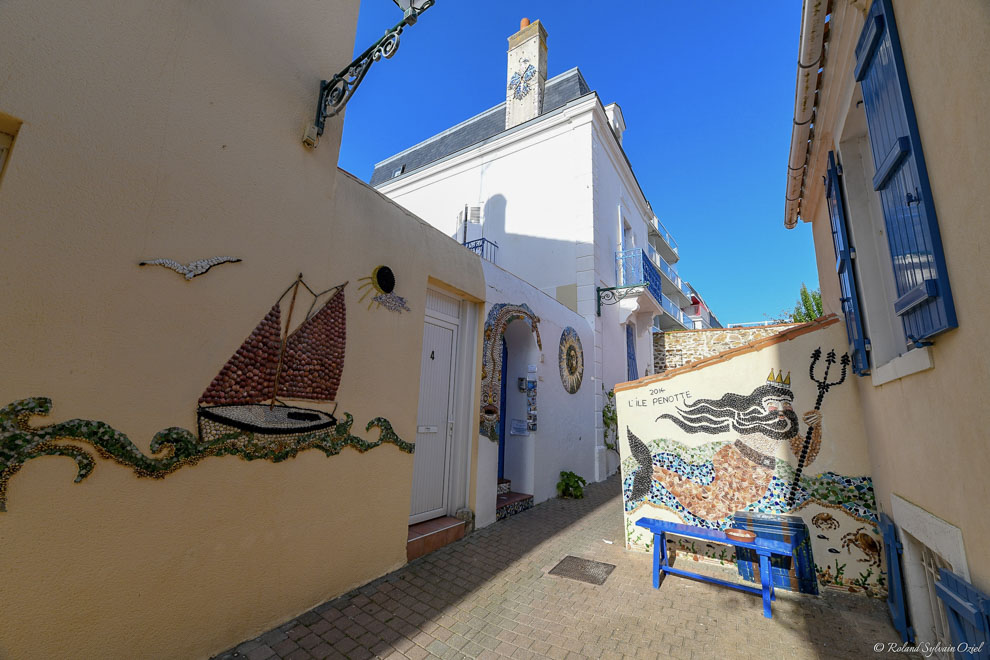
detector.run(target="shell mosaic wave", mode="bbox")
[0,397,412,511]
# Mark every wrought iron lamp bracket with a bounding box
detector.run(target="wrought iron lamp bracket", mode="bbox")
[596,284,646,317]
[304,0,435,148]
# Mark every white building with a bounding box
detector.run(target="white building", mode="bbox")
[373,18,720,480]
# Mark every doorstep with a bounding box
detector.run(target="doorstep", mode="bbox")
[406,516,466,562]
[496,491,533,521]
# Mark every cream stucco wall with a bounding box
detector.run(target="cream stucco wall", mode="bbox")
[798,0,990,592]
[0,1,486,657]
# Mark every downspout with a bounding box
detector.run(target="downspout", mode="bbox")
[784,0,830,229]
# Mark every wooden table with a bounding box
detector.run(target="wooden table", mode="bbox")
[635,517,793,619]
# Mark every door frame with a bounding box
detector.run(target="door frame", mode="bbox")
[409,315,459,524]
[497,340,507,480]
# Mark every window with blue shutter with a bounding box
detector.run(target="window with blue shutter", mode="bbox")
[880,513,915,643]
[855,0,957,346]
[935,569,990,656]
[826,151,870,375]
[625,324,637,382]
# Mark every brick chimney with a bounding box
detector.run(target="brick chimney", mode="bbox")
[505,18,548,129]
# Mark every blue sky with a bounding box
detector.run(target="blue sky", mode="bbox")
[338,2,819,325]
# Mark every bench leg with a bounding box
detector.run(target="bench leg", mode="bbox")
[759,553,772,619]
[651,532,669,589]
[653,533,660,588]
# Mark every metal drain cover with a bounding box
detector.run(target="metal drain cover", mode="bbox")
[548,555,616,585]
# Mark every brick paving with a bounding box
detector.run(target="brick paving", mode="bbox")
[217,475,915,660]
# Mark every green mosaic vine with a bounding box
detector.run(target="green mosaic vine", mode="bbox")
[0,397,412,511]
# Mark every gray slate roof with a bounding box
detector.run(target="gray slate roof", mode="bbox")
[370,68,591,187]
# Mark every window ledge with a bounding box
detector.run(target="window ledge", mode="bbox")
[871,346,933,387]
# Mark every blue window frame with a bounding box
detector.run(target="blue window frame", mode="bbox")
[625,324,637,382]
[826,151,870,376]
[855,0,957,346]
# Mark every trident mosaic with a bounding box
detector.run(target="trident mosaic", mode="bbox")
[786,347,849,507]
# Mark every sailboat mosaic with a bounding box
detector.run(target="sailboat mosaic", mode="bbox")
[0,276,411,512]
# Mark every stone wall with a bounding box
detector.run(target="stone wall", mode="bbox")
[654,323,801,372]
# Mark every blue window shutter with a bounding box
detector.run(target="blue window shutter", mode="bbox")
[826,151,870,375]
[880,513,915,643]
[935,569,990,658]
[855,0,957,345]
[626,324,637,381]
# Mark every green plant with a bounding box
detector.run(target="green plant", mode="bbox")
[791,283,824,322]
[602,386,618,453]
[557,470,587,499]
[852,568,874,590]
[767,283,824,324]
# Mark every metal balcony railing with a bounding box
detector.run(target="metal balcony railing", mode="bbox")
[645,243,692,298]
[684,304,711,325]
[616,248,687,327]
[648,215,679,257]
[463,237,498,264]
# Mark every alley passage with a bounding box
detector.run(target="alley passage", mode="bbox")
[218,476,912,660]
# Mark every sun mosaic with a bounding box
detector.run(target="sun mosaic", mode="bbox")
[558,327,584,394]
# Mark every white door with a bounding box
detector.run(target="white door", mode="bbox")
[410,318,457,523]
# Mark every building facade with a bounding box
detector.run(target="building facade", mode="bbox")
[782,0,990,648]
[0,1,497,657]
[372,19,720,480]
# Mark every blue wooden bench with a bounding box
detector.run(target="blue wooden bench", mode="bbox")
[635,517,794,619]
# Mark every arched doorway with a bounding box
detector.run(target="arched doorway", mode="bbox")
[479,303,541,520]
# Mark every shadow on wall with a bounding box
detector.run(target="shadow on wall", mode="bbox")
[459,193,594,308]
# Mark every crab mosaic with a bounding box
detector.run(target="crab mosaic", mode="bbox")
[812,512,841,530]
[841,527,882,567]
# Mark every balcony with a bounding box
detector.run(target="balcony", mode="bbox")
[644,243,693,301]
[615,248,688,329]
[463,237,498,264]
[647,215,679,265]
[683,304,713,329]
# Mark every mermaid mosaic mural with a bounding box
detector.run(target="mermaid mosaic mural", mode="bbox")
[619,344,886,596]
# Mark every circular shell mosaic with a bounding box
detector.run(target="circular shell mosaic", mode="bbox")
[558,327,584,394]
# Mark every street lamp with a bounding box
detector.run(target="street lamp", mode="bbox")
[303,0,435,148]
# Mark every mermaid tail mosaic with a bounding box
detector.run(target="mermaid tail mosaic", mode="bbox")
[622,430,876,528]
[0,397,412,511]
[479,303,541,440]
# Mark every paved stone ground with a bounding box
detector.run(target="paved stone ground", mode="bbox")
[217,476,916,660]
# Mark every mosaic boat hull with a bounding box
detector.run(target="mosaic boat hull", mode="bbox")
[197,404,338,442]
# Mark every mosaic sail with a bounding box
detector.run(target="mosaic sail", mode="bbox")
[199,279,346,436]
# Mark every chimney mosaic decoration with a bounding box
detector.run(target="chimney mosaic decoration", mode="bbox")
[505,18,548,130]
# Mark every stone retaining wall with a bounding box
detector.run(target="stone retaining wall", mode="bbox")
[654,324,801,372]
